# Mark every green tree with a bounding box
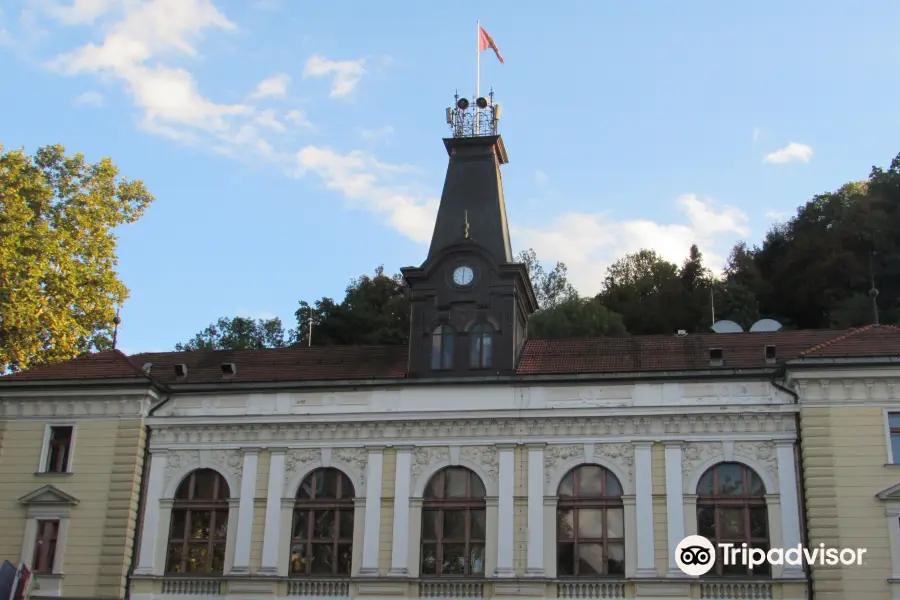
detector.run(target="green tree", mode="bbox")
[290,266,410,346]
[528,296,626,339]
[515,248,579,308]
[175,316,286,351]
[0,144,153,372]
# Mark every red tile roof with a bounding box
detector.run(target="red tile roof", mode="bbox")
[796,324,900,359]
[1,326,898,385]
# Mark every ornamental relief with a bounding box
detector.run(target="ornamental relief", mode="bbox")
[544,444,582,487]
[331,447,369,486]
[734,441,778,478]
[680,441,779,489]
[163,449,243,492]
[283,448,322,488]
[595,443,635,485]
[681,442,722,485]
[411,446,450,481]
[459,445,499,484]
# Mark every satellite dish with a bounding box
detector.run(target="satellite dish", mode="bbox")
[711,320,744,333]
[750,319,783,332]
[475,96,488,109]
[456,97,469,110]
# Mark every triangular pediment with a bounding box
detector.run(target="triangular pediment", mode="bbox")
[876,482,900,501]
[19,485,79,506]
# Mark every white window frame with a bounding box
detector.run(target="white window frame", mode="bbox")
[20,509,72,596]
[37,423,77,474]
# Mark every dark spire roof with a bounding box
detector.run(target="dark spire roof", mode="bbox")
[425,135,513,265]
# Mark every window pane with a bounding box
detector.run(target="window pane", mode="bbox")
[298,475,313,499]
[605,474,623,497]
[189,511,211,539]
[211,543,225,573]
[697,506,715,538]
[169,510,186,539]
[421,544,437,575]
[337,544,352,574]
[442,544,466,574]
[311,543,335,574]
[697,470,714,495]
[469,336,482,368]
[313,510,335,539]
[891,435,900,464]
[339,510,354,539]
[577,509,604,538]
[577,466,604,496]
[290,543,308,574]
[471,509,486,540]
[607,542,625,575]
[718,545,743,576]
[481,334,492,366]
[442,334,453,369]
[750,544,770,576]
[422,510,439,540]
[425,474,442,498]
[316,469,338,499]
[431,330,443,370]
[293,510,309,539]
[186,545,210,572]
[469,545,485,574]
[749,508,768,538]
[577,543,604,576]
[444,468,468,498]
[607,508,624,538]
[719,508,745,537]
[558,472,574,497]
[214,511,228,539]
[337,472,355,498]
[889,413,900,428]
[557,543,575,576]
[443,510,466,539]
[193,470,218,499]
[557,509,575,540]
[716,464,744,495]
[166,544,184,573]
[470,474,486,498]
[749,472,765,496]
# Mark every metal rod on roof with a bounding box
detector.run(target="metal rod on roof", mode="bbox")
[870,251,880,326]
[308,314,313,346]
[710,285,715,325]
[112,307,121,350]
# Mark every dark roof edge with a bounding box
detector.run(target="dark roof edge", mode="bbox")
[786,356,900,367]
[157,367,780,394]
[0,377,164,393]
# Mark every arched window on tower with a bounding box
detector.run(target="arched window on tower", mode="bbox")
[166,469,230,574]
[290,468,355,576]
[696,462,769,576]
[469,324,493,369]
[421,467,486,576]
[556,465,625,577]
[431,325,454,370]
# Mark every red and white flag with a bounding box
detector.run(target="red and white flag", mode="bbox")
[479,26,504,64]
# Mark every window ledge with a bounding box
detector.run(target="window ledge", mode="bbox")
[33,573,64,579]
[34,472,73,477]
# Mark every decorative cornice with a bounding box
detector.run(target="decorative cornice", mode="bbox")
[0,396,146,419]
[147,413,796,449]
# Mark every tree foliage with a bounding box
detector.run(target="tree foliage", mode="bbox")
[0,144,153,371]
[175,317,286,351]
[528,296,626,339]
[515,248,578,309]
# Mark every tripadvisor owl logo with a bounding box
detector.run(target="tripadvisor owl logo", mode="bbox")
[675,535,869,576]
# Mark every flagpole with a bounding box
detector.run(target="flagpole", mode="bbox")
[475,19,481,134]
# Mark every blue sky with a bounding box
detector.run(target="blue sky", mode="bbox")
[3,1,900,354]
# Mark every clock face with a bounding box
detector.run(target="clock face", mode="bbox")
[453,265,475,286]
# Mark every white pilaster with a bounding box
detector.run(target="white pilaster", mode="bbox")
[664,442,686,576]
[525,444,545,576]
[634,442,656,577]
[230,450,258,573]
[134,452,167,575]
[389,447,413,576]
[260,450,286,574]
[360,447,384,575]
[776,441,804,578]
[495,445,516,577]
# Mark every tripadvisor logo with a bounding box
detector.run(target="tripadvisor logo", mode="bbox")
[675,535,867,576]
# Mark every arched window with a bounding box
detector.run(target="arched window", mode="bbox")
[697,462,769,576]
[556,465,625,577]
[166,469,230,574]
[469,324,493,369]
[421,467,486,576]
[431,325,454,370]
[290,468,355,576]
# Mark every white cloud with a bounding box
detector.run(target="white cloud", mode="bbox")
[359,125,393,142]
[285,109,313,128]
[764,210,789,221]
[514,194,751,295]
[303,54,366,98]
[73,90,104,107]
[250,73,290,100]
[763,142,813,165]
[43,0,124,25]
[294,146,437,242]
[752,127,761,142]
[534,170,548,184]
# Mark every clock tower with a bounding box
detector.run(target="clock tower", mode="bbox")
[402,93,537,378]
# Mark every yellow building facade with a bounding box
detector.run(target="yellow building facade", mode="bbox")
[0,351,159,600]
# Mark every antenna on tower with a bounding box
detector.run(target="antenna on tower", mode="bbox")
[112,307,121,350]
[869,250,880,325]
[464,210,470,239]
